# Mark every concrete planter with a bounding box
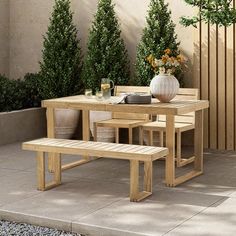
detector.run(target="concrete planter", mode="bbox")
[0,108,47,146]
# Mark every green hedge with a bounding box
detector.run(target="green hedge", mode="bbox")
[0,73,41,112]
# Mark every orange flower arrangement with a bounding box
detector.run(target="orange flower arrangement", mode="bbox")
[147,49,185,75]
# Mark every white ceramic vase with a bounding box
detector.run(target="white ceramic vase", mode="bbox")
[150,74,179,103]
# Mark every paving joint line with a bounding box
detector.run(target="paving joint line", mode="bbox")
[161,195,229,235]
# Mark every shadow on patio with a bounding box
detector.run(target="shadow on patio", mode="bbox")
[0,143,236,235]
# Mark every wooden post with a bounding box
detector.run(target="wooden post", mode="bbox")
[130,160,139,201]
[46,108,58,172]
[165,115,175,187]
[37,151,45,190]
[144,161,152,192]
[194,110,204,172]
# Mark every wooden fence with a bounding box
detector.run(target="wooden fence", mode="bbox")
[193,7,236,150]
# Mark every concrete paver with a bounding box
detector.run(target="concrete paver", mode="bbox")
[0,143,236,235]
[166,197,236,236]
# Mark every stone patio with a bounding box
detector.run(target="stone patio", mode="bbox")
[0,142,236,236]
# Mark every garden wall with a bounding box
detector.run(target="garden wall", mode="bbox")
[8,0,194,86]
[0,0,9,77]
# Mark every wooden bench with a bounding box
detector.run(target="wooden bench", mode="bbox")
[22,138,168,202]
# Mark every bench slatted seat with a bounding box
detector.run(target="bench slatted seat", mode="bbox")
[22,138,168,202]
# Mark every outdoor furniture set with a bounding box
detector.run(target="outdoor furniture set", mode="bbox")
[22,86,209,202]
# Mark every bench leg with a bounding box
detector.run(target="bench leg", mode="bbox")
[144,161,152,192]
[130,160,152,202]
[130,160,139,201]
[37,151,45,190]
[54,153,61,184]
[37,152,61,191]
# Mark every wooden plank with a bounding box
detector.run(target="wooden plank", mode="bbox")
[174,170,202,186]
[62,159,91,171]
[201,23,209,148]
[135,191,152,202]
[234,0,236,151]
[115,86,150,95]
[178,88,200,96]
[217,26,226,149]
[193,10,201,90]
[165,115,175,187]
[82,110,90,160]
[209,25,217,149]
[46,108,56,172]
[130,160,139,202]
[82,110,90,141]
[194,110,204,172]
[226,23,235,150]
[37,151,45,190]
[144,161,152,193]
[53,154,61,184]
[22,139,169,161]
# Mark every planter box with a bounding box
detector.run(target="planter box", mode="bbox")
[0,108,47,146]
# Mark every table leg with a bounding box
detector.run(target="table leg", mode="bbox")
[47,107,59,172]
[194,110,204,172]
[60,109,94,171]
[82,110,90,160]
[165,115,175,187]
[171,110,204,187]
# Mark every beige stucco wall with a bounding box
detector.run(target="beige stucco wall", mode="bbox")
[8,0,194,86]
[0,0,9,77]
[9,0,52,79]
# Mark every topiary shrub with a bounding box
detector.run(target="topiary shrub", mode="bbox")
[82,0,130,93]
[39,0,83,99]
[135,0,180,86]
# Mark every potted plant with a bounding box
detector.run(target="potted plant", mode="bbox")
[82,0,130,142]
[147,49,186,102]
[39,0,83,139]
[135,0,183,86]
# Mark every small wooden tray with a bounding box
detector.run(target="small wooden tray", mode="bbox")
[125,94,152,104]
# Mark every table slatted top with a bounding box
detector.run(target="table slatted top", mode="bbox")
[42,95,209,115]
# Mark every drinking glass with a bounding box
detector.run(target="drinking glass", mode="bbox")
[95,90,103,101]
[85,89,92,98]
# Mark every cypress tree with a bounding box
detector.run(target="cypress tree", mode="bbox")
[82,0,130,93]
[135,0,180,86]
[39,0,82,99]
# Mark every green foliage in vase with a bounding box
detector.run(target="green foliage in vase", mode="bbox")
[135,0,180,86]
[39,0,82,99]
[82,0,130,93]
[180,0,236,27]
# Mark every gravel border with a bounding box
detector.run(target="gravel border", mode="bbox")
[0,220,84,236]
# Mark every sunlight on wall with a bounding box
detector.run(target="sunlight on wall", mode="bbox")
[4,0,194,85]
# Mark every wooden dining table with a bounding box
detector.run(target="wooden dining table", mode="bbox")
[42,95,209,187]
